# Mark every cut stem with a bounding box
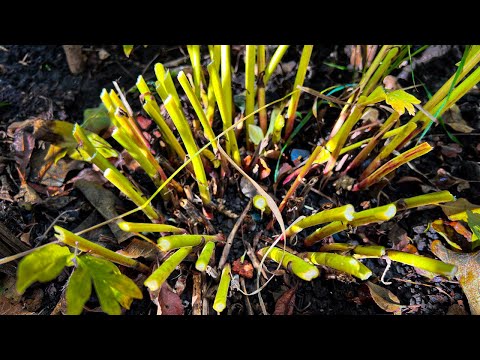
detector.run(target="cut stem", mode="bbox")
[349,204,397,227]
[213,263,231,313]
[245,45,256,150]
[118,221,186,234]
[304,221,348,247]
[144,247,193,291]
[257,247,319,281]
[187,45,203,100]
[286,205,355,237]
[257,45,268,134]
[304,252,372,280]
[396,191,454,210]
[157,234,224,252]
[386,250,457,277]
[195,242,216,272]
[54,226,149,273]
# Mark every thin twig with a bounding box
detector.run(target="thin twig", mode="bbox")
[192,271,203,315]
[240,277,254,315]
[218,200,252,269]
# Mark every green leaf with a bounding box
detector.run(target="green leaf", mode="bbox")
[66,259,92,315]
[123,45,134,58]
[107,274,143,299]
[248,124,264,145]
[16,244,73,294]
[92,277,121,315]
[82,103,112,134]
[363,86,386,105]
[467,210,480,241]
[385,89,421,115]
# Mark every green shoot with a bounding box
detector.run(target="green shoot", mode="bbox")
[258,247,319,281]
[253,195,270,214]
[304,221,348,247]
[195,241,216,272]
[304,252,372,280]
[163,95,211,204]
[54,226,149,272]
[221,45,233,134]
[157,234,224,252]
[285,205,355,237]
[349,204,397,227]
[213,263,231,313]
[144,247,193,291]
[264,45,289,85]
[386,250,457,277]
[319,243,386,257]
[285,45,313,139]
[186,45,203,100]
[154,63,182,107]
[257,45,268,133]
[118,221,186,234]
[245,45,256,150]
[396,191,455,210]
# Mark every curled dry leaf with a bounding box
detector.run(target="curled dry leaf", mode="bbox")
[440,143,462,158]
[12,128,35,179]
[273,287,296,315]
[116,238,162,261]
[232,259,254,279]
[431,240,480,315]
[366,281,405,314]
[443,104,475,133]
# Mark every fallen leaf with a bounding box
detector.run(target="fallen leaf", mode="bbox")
[82,104,111,134]
[366,281,405,313]
[248,124,264,146]
[158,283,184,315]
[431,240,480,315]
[116,238,162,261]
[174,275,187,296]
[38,158,84,187]
[443,104,475,133]
[258,158,271,180]
[440,143,462,158]
[431,219,465,251]
[384,89,421,115]
[232,259,254,279]
[273,287,296,315]
[12,128,35,179]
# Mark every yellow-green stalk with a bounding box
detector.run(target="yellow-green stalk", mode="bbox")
[362,46,399,96]
[163,95,211,204]
[213,263,231,313]
[357,45,395,95]
[221,45,233,130]
[118,221,186,234]
[284,45,313,139]
[104,168,160,220]
[349,204,397,227]
[206,45,221,126]
[187,45,203,100]
[319,243,355,252]
[245,45,256,150]
[264,45,290,85]
[386,250,457,277]
[304,221,348,247]
[108,89,127,112]
[54,226,149,273]
[73,125,160,220]
[158,234,224,252]
[195,241,216,272]
[319,243,386,257]
[177,71,218,152]
[396,191,454,210]
[207,62,241,166]
[360,122,417,180]
[286,205,355,237]
[154,63,182,107]
[144,247,193,291]
[353,142,433,191]
[136,75,161,112]
[272,112,285,144]
[258,247,319,281]
[304,252,372,280]
[257,45,268,134]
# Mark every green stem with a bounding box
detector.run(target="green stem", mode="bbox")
[272,112,285,144]
[319,243,386,257]
[158,234,224,252]
[245,45,256,150]
[154,63,182,107]
[213,263,231,313]
[221,45,233,133]
[285,45,313,139]
[187,45,203,100]
[304,221,348,247]
[258,247,319,281]
[286,205,355,237]
[257,45,268,134]
[144,247,193,291]
[304,252,372,280]
[349,204,397,227]
[264,45,289,85]
[118,221,186,234]
[362,46,399,96]
[195,241,216,272]
[163,95,211,205]
[54,226,149,273]
[396,191,454,210]
[386,250,457,277]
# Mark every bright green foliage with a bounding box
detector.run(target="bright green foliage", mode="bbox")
[363,86,421,115]
[123,45,134,58]
[67,255,143,315]
[467,210,480,240]
[248,124,264,145]
[16,244,74,294]
[81,103,112,134]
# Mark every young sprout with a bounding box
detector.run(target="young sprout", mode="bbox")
[244,45,256,150]
[118,222,186,234]
[154,63,182,107]
[271,112,285,144]
[213,263,231,313]
[54,226,149,273]
[158,234,224,252]
[349,204,397,227]
[304,252,372,280]
[304,221,348,247]
[195,242,216,272]
[163,95,211,205]
[396,191,454,210]
[285,205,355,237]
[263,45,290,85]
[258,247,319,281]
[186,45,203,100]
[253,194,270,215]
[386,250,457,277]
[144,247,193,291]
[353,142,433,191]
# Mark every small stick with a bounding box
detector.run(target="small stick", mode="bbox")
[192,271,203,315]
[240,277,254,315]
[218,200,253,269]
[244,241,268,280]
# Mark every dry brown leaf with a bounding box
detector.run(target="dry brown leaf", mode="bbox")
[443,104,475,133]
[158,283,184,315]
[232,259,254,279]
[440,143,462,158]
[431,240,480,315]
[440,198,480,221]
[366,281,405,314]
[12,128,35,179]
[116,238,162,261]
[273,287,296,315]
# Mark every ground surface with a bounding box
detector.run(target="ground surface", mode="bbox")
[0,45,479,315]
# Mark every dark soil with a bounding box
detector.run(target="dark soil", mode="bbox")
[0,45,478,315]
